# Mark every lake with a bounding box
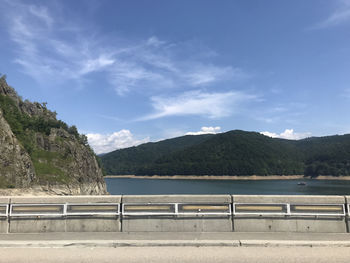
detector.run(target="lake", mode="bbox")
[105,178,350,195]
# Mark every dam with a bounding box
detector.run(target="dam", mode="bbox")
[1,195,350,233]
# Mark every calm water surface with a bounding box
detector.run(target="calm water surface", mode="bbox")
[105,178,350,195]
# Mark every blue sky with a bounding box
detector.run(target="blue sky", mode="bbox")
[1,0,350,154]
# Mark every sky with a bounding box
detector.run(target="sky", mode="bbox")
[1,0,350,154]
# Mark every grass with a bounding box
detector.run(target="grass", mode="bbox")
[31,149,72,184]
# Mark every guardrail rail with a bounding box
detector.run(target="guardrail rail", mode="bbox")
[122,203,231,216]
[1,202,348,218]
[233,203,346,217]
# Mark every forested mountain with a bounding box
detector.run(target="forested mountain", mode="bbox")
[101,130,350,177]
[101,134,213,174]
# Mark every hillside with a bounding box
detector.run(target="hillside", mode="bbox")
[0,75,107,195]
[101,130,350,177]
[101,134,213,174]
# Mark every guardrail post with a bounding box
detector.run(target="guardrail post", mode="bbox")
[286,203,291,216]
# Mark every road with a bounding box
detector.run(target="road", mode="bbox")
[1,247,350,263]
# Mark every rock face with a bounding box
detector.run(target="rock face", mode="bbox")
[0,109,35,187]
[0,75,107,195]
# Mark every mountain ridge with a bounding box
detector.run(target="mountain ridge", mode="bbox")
[101,130,350,177]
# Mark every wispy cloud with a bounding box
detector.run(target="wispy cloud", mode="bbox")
[2,1,248,96]
[140,90,257,120]
[260,129,311,140]
[311,0,350,29]
[186,126,221,135]
[87,130,150,154]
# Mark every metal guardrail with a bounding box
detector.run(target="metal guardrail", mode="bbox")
[1,202,347,218]
[233,203,346,216]
[10,204,64,217]
[233,203,288,216]
[0,205,8,217]
[66,203,120,216]
[122,203,231,216]
[289,204,345,216]
[9,203,120,217]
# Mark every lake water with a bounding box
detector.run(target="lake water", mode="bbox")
[105,178,350,195]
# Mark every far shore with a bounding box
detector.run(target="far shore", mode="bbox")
[104,175,350,180]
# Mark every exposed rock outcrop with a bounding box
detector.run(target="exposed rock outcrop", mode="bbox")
[0,109,36,187]
[0,75,107,195]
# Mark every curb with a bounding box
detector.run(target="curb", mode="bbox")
[1,240,350,248]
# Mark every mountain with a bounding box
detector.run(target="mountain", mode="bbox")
[101,130,350,177]
[0,75,107,195]
[101,134,213,175]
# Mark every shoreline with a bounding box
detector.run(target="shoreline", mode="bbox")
[104,175,350,180]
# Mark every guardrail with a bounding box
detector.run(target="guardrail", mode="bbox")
[233,203,346,217]
[122,203,231,216]
[8,203,120,217]
[0,202,347,218]
[1,196,350,233]
[0,204,8,217]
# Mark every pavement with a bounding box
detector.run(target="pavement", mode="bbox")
[1,232,350,248]
[1,246,350,263]
[1,232,350,263]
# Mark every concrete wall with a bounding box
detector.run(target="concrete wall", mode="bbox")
[64,196,121,232]
[233,195,347,233]
[122,195,233,232]
[0,195,348,233]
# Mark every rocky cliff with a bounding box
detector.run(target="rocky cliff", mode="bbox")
[0,75,107,195]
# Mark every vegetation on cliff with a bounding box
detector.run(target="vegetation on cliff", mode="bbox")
[101,130,350,177]
[0,75,106,194]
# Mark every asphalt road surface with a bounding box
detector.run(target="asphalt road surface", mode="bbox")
[1,247,350,263]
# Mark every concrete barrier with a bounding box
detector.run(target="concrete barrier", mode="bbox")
[9,196,121,233]
[232,195,347,233]
[10,196,66,233]
[121,195,233,232]
[65,196,121,232]
[0,195,349,233]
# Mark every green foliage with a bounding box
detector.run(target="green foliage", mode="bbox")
[0,88,96,184]
[101,134,214,175]
[32,161,69,183]
[31,149,71,184]
[95,155,107,176]
[0,93,89,151]
[101,130,350,177]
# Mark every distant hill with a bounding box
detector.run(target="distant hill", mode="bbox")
[101,134,213,175]
[101,130,350,177]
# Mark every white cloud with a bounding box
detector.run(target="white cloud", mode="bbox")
[185,65,247,86]
[260,129,311,140]
[2,2,248,95]
[311,0,350,29]
[141,90,257,120]
[79,55,115,75]
[87,130,150,154]
[146,36,166,47]
[28,5,53,27]
[186,126,221,135]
